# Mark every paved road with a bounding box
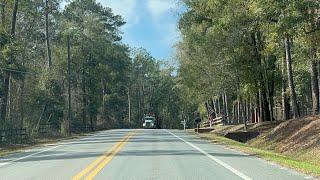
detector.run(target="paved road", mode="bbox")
[0,129,314,180]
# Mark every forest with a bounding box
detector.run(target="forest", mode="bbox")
[176,0,320,125]
[1,0,320,139]
[0,0,184,138]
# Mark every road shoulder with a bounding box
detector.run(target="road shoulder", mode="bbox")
[186,130,319,179]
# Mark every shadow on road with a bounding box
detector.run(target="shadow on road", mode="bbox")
[0,130,253,164]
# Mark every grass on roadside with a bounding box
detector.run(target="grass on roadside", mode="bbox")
[0,133,89,158]
[0,146,28,157]
[188,130,320,178]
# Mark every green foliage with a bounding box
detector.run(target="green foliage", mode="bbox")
[0,1,105,130]
[129,49,185,129]
[0,0,187,133]
[176,0,320,121]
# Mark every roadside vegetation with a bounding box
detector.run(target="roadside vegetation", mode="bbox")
[178,1,320,175]
[176,0,320,124]
[1,0,320,171]
[0,0,186,148]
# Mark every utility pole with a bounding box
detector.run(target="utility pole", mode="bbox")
[67,34,71,136]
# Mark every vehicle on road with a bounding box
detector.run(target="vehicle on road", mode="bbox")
[142,114,156,129]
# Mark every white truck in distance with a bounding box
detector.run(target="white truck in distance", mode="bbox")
[142,115,156,129]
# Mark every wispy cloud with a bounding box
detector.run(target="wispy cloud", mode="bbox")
[147,0,173,18]
[98,0,139,27]
[60,0,183,60]
[146,0,180,47]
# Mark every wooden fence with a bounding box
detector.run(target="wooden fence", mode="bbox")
[202,116,224,128]
[202,115,250,128]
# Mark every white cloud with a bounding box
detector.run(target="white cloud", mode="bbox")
[146,0,180,47]
[147,0,173,18]
[98,0,139,27]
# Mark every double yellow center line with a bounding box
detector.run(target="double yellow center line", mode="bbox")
[72,131,136,180]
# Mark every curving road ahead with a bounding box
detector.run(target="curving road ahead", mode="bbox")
[0,129,314,180]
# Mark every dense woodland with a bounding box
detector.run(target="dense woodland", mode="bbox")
[176,0,320,125]
[0,0,184,137]
[1,0,319,138]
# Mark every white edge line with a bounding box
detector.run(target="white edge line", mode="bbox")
[0,129,114,168]
[0,144,62,168]
[165,129,252,180]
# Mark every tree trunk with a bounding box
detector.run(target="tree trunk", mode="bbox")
[0,74,9,124]
[19,50,26,128]
[318,58,320,111]
[246,101,249,122]
[45,0,52,68]
[90,116,94,131]
[232,104,235,124]
[0,0,19,125]
[262,56,274,121]
[205,102,210,121]
[254,107,257,123]
[241,100,247,131]
[0,2,5,26]
[7,73,12,120]
[224,90,229,122]
[20,78,24,128]
[142,82,145,115]
[284,35,300,118]
[310,47,319,115]
[282,57,290,120]
[11,0,18,35]
[251,31,275,122]
[127,87,131,123]
[138,89,141,125]
[209,98,216,118]
[102,79,106,120]
[237,100,240,124]
[217,95,221,116]
[221,92,226,124]
[258,89,263,122]
[66,35,71,136]
[82,72,87,126]
[249,102,254,123]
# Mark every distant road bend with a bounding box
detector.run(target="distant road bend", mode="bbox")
[0,129,314,180]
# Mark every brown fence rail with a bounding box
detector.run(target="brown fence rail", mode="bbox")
[202,116,224,128]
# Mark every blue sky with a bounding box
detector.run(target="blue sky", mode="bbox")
[97,0,184,62]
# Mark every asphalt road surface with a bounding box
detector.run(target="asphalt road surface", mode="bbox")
[0,129,314,180]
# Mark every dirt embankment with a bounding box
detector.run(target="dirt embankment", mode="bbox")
[211,116,320,154]
[249,116,320,154]
[209,116,320,164]
[208,116,320,169]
